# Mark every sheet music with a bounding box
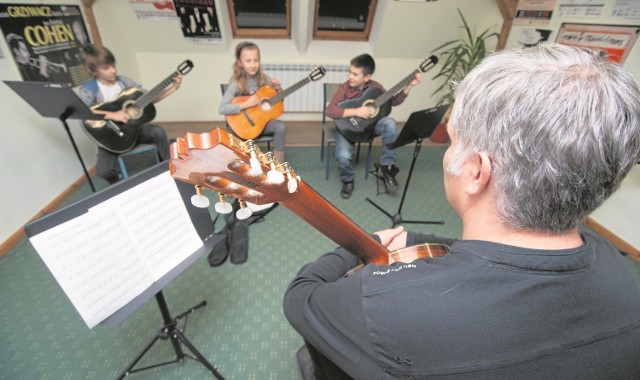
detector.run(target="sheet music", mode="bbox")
[29,172,203,328]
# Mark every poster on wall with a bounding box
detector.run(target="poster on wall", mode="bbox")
[555,23,640,63]
[173,0,221,43]
[0,4,92,86]
[514,0,557,26]
[129,0,177,21]
[558,0,605,18]
[612,0,640,19]
[516,28,552,48]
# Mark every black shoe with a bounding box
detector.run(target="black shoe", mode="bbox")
[340,181,354,199]
[380,165,400,192]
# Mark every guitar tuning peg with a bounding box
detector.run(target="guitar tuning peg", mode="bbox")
[236,200,253,220]
[214,193,232,214]
[283,162,298,193]
[191,185,210,208]
[266,152,285,185]
[246,140,263,176]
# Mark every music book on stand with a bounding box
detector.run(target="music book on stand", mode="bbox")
[25,165,206,329]
[3,81,102,120]
[389,104,450,149]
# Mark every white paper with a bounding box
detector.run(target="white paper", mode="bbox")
[29,172,203,328]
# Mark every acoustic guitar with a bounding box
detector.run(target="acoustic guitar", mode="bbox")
[225,66,326,140]
[335,55,438,142]
[83,60,194,153]
[169,127,448,266]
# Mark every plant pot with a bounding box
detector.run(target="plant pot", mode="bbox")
[430,122,449,143]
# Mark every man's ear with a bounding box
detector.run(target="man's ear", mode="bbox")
[467,152,492,195]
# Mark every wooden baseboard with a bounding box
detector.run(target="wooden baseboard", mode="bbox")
[0,169,95,258]
[585,217,640,262]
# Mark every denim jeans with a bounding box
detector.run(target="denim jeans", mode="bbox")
[335,116,398,183]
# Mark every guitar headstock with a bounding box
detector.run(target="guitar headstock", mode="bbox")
[177,59,194,75]
[169,128,298,216]
[308,66,326,82]
[418,55,438,73]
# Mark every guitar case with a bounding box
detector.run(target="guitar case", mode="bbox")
[207,200,279,267]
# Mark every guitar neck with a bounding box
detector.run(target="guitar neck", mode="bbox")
[282,182,390,265]
[374,69,419,108]
[269,76,311,105]
[135,70,178,109]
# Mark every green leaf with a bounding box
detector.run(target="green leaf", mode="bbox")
[429,8,500,105]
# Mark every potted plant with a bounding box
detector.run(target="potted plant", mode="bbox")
[429,9,499,142]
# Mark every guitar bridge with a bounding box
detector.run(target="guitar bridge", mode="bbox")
[241,110,255,127]
[107,121,124,137]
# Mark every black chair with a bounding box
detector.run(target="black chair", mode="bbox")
[320,83,374,180]
[220,84,274,151]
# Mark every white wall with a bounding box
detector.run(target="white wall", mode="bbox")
[2,0,638,250]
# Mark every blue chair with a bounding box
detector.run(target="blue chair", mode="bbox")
[117,144,159,179]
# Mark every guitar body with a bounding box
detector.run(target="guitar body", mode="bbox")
[84,88,157,153]
[226,85,284,140]
[335,87,392,142]
[83,59,194,154]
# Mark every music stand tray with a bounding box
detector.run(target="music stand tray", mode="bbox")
[388,104,450,149]
[4,81,102,120]
[368,104,450,226]
[4,81,103,192]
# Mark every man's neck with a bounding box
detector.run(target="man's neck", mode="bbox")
[462,213,583,250]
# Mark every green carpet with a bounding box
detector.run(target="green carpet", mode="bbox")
[1,145,638,379]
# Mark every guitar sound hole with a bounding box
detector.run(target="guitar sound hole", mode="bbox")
[260,100,272,112]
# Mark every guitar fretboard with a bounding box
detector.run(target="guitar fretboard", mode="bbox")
[135,71,179,109]
[269,76,313,105]
[373,69,420,108]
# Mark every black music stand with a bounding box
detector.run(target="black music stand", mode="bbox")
[24,162,225,379]
[4,81,102,192]
[366,104,450,227]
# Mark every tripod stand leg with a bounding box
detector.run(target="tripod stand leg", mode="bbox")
[117,332,180,379]
[367,138,444,227]
[173,327,225,379]
[117,293,224,379]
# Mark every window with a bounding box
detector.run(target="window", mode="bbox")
[313,0,377,41]
[227,0,291,39]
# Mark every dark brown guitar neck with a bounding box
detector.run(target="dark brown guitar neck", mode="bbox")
[282,182,389,265]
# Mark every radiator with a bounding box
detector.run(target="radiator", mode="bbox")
[262,64,349,112]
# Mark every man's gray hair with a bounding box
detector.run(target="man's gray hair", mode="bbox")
[448,43,640,233]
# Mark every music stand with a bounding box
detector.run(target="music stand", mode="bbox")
[4,81,103,192]
[366,104,450,227]
[24,162,225,379]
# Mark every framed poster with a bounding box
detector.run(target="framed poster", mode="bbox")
[0,3,92,85]
[555,23,640,63]
[129,0,177,21]
[174,0,221,43]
